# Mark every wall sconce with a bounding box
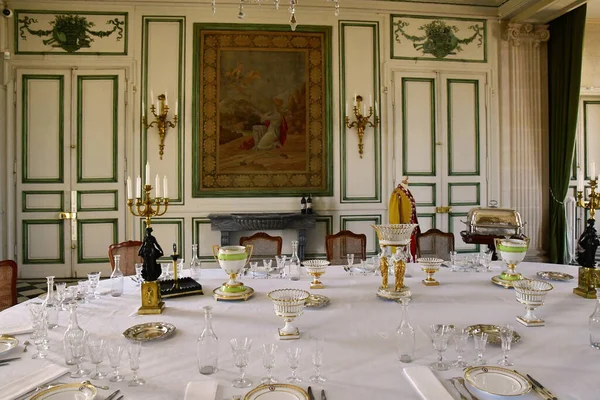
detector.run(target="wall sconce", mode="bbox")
[143,93,178,160]
[345,94,379,158]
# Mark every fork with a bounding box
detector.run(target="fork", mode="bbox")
[456,377,480,400]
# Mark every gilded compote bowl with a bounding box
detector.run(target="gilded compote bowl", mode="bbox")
[492,238,530,288]
[212,245,254,300]
[267,288,310,340]
[513,279,553,326]
[417,257,444,286]
[302,260,330,289]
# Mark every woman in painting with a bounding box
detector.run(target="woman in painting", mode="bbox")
[252,98,288,151]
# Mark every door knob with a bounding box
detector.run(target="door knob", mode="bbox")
[435,206,452,214]
[58,212,76,220]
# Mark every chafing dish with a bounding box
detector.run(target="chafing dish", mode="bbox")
[462,205,525,236]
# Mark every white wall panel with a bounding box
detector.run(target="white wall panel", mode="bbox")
[448,80,478,175]
[403,79,434,175]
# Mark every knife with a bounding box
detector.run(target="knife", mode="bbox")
[0,357,21,363]
[307,386,315,400]
[321,389,327,400]
[526,374,558,400]
[106,389,121,400]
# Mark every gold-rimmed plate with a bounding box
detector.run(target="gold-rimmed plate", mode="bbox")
[0,335,18,355]
[537,271,574,281]
[464,366,531,396]
[305,294,330,308]
[122,322,176,342]
[30,383,97,400]
[465,324,521,345]
[244,384,309,400]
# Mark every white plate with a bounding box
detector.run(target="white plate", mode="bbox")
[31,383,97,400]
[244,384,309,400]
[464,366,531,396]
[0,335,18,355]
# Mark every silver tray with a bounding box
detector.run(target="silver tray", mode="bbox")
[305,294,330,308]
[123,322,176,342]
[537,271,574,282]
[465,324,521,345]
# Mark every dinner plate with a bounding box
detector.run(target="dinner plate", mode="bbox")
[30,383,97,400]
[244,384,309,400]
[122,322,176,342]
[464,366,531,396]
[537,271,574,281]
[305,294,330,308]
[0,335,18,355]
[465,325,521,345]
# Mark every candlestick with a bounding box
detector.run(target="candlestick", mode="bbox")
[155,174,161,198]
[127,176,132,200]
[163,175,168,199]
[127,184,169,228]
[345,94,380,158]
[136,175,142,198]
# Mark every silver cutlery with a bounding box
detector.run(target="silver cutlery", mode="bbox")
[308,386,315,400]
[454,377,480,400]
[105,389,121,400]
[525,373,558,400]
[321,389,327,400]
[448,378,468,400]
[0,357,21,363]
[115,396,124,400]
[22,340,30,352]
[82,380,109,390]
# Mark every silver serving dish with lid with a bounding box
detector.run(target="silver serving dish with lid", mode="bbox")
[462,201,525,236]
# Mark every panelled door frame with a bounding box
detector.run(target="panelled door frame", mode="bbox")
[391,68,489,252]
[11,63,134,278]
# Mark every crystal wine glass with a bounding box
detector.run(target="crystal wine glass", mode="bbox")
[55,282,67,311]
[261,343,278,384]
[68,335,90,378]
[87,272,101,299]
[498,325,514,366]
[452,328,470,368]
[346,254,355,275]
[88,339,107,379]
[286,347,302,383]
[263,259,273,279]
[77,280,90,302]
[107,343,125,382]
[249,262,258,279]
[27,302,49,359]
[230,337,252,388]
[309,338,326,383]
[275,255,287,278]
[429,324,455,371]
[473,332,488,366]
[128,341,145,386]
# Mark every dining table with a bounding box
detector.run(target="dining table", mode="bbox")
[0,261,597,400]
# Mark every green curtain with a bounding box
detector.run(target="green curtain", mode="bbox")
[548,4,587,264]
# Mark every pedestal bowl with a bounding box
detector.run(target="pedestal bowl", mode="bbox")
[302,260,330,289]
[513,279,553,327]
[267,288,310,340]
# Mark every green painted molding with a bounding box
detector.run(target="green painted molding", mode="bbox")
[22,219,65,264]
[140,217,184,262]
[14,10,128,55]
[77,190,118,211]
[191,23,333,197]
[191,217,216,261]
[402,77,436,176]
[339,21,382,203]
[448,182,480,206]
[77,218,118,263]
[77,75,118,183]
[447,79,480,176]
[416,212,437,230]
[305,214,334,258]
[408,183,436,207]
[141,16,186,204]
[340,214,382,255]
[22,190,64,212]
[583,101,600,180]
[22,75,64,184]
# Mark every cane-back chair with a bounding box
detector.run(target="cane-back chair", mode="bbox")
[239,232,283,263]
[0,260,18,311]
[416,229,455,261]
[325,230,367,265]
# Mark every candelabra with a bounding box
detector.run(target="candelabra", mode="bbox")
[574,177,600,299]
[127,184,168,228]
[345,95,379,158]
[143,94,178,160]
[577,179,600,220]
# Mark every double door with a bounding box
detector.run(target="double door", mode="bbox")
[15,68,127,278]
[392,70,488,252]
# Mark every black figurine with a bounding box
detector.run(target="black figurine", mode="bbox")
[138,227,164,281]
[576,219,600,269]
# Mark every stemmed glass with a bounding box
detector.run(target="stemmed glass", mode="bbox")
[107,343,125,382]
[261,343,278,384]
[498,325,514,366]
[346,254,354,275]
[27,302,49,359]
[128,341,145,386]
[473,332,488,366]
[285,347,302,383]
[230,337,252,388]
[275,255,287,278]
[249,262,258,279]
[77,280,90,302]
[68,335,90,378]
[263,259,273,279]
[55,282,67,311]
[87,272,101,299]
[452,328,470,368]
[88,339,107,379]
[429,324,455,371]
[309,338,326,383]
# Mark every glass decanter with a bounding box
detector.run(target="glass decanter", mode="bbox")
[190,244,202,280]
[110,255,124,297]
[288,241,301,281]
[44,276,59,329]
[396,297,415,363]
[63,302,86,365]
[197,305,218,374]
[590,288,600,350]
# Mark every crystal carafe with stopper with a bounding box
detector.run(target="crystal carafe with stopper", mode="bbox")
[590,288,600,349]
[44,276,59,329]
[288,241,301,281]
[396,297,415,363]
[190,243,202,280]
[110,254,124,297]
[197,305,218,374]
[63,302,86,365]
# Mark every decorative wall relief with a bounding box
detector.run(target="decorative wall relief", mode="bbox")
[15,11,128,55]
[192,24,333,197]
[391,15,486,62]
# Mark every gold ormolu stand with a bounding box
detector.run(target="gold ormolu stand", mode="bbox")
[138,281,165,314]
[575,178,600,299]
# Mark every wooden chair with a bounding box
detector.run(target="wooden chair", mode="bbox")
[0,260,18,311]
[108,240,143,276]
[239,232,283,263]
[416,229,455,261]
[325,230,367,265]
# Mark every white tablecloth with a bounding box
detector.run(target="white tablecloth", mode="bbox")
[0,262,597,399]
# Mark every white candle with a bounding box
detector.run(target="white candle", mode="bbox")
[156,100,160,114]
[163,175,168,199]
[345,102,348,117]
[136,175,142,198]
[363,104,366,116]
[353,92,357,106]
[369,94,372,107]
[591,161,596,180]
[164,89,168,105]
[175,100,178,113]
[145,162,150,185]
[142,102,145,118]
[375,101,378,116]
[578,171,584,191]
[127,176,132,199]
[155,174,161,198]
[150,89,154,102]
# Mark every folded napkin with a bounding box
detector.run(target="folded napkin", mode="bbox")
[1,324,33,336]
[184,379,219,400]
[0,360,69,400]
[403,366,454,400]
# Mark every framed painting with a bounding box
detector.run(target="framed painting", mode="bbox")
[192,24,333,197]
